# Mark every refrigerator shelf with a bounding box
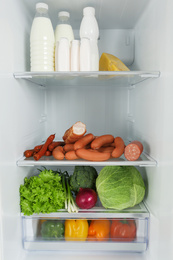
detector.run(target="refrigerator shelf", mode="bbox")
[13,71,160,87]
[17,152,157,167]
[21,202,149,219]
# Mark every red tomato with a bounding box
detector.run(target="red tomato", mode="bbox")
[110,219,136,241]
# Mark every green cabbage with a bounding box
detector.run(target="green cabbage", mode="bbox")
[96,166,145,210]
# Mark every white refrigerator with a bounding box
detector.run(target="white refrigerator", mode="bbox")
[0,0,173,260]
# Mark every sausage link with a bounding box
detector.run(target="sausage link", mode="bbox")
[24,149,34,158]
[33,134,55,161]
[91,135,114,150]
[65,150,79,160]
[34,144,43,152]
[111,137,125,158]
[52,146,65,160]
[63,121,86,144]
[48,141,65,151]
[63,143,74,152]
[76,148,111,161]
[74,133,95,150]
[45,150,52,156]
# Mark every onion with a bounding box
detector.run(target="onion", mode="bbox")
[76,188,97,209]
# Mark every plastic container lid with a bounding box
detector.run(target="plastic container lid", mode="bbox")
[58,11,70,18]
[83,7,95,16]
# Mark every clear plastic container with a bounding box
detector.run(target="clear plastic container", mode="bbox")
[55,11,74,43]
[22,215,149,252]
[30,3,55,72]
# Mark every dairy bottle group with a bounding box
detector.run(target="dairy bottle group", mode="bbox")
[30,3,99,72]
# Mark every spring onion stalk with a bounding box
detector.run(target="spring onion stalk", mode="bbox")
[61,171,78,213]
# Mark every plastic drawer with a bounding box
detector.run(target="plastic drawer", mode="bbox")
[22,202,149,253]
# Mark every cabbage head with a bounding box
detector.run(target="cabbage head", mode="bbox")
[96,166,145,210]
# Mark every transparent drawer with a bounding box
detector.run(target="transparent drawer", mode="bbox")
[22,215,149,252]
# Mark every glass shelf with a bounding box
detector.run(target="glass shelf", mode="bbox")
[14,71,160,87]
[17,152,157,167]
[21,202,149,219]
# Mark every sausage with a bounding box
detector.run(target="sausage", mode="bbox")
[65,150,79,160]
[111,137,125,158]
[63,121,86,144]
[74,133,95,150]
[124,140,143,161]
[76,148,111,161]
[91,135,114,150]
[24,149,34,158]
[45,150,52,156]
[33,134,55,161]
[48,141,65,151]
[63,143,74,152]
[52,146,65,160]
[34,144,43,152]
[98,146,115,153]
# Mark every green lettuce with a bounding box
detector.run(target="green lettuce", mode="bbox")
[20,169,65,215]
[96,166,145,210]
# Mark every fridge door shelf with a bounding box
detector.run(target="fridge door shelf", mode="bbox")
[17,152,157,167]
[22,203,149,252]
[13,71,160,87]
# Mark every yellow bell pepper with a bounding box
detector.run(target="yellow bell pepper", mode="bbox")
[65,219,89,241]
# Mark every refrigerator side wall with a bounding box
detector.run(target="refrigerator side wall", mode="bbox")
[131,0,173,259]
[0,1,46,259]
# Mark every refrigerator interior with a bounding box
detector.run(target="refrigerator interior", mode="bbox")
[0,0,173,260]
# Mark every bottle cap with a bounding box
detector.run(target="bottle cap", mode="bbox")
[83,7,95,16]
[58,11,70,18]
[36,3,48,10]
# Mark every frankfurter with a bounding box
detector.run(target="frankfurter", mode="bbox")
[52,146,65,160]
[124,140,143,161]
[74,133,95,150]
[63,143,74,152]
[48,141,65,151]
[98,146,115,153]
[91,135,114,150]
[76,148,111,161]
[63,121,86,144]
[111,137,125,158]
[65,150,79,160]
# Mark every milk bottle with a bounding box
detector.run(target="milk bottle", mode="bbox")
[55,11,74,43]
[30,3,55,72]
[80,7,99,71]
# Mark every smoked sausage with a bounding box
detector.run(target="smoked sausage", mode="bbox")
[111,137,125,158]
[74,133,95,150]
[124,140,143,161]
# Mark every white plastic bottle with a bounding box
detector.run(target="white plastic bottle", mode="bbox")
[79,7,99,71]
[80,7,99,40]
[57,38,70,71]
[30,3,55,72]
[55,11,74,43]
[80,38,91,71]
[71,40,80,71]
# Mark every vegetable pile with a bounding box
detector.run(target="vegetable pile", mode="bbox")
[39,218,137,242]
